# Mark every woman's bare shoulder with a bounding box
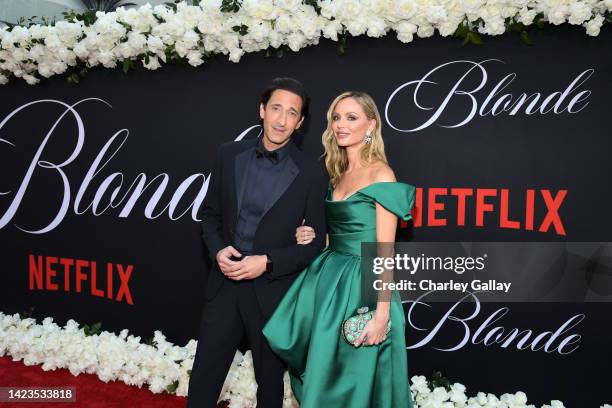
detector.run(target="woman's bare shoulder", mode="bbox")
[369,162,396,183]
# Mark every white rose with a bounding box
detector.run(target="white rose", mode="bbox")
[480,16,506,35]
[439,19,461,37]
[517,8,537,25]
[513,391,528,405]
[425,5,448,24]
[12,48,28,62]
[322,20,343,41]
[366,17,388,37]
[417,24,435,38]
[73,42,89,59]
[147,35,165,55]
[286,32,306,51]
[346,17,368,36]
[228,47,244,62]
[28,25,50,40]
[548,6,568,25]
[296,10,321,39]
[430,386,450,402]
[243,0,278,20]
[11,26,31,46]
[177,3,203,29]
[336,0,361,21]
[23,74,39,85]
[274,0,302,11]
[568,2,593,24]
[391,0,417,21]
[275,14,293,34]
[318,0,336,19]
[98,50,117,68]
[584,15,604,35]
[460,0,485,15]
[500,5,520,19]
[449,383,468,403]
[268,30,284,47]
[370,0,392,16]
[44,34,62,50]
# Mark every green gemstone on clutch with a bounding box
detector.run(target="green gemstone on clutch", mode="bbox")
[342,307,392,346]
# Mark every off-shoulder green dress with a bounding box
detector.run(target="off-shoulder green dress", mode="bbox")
[263,182,416,408]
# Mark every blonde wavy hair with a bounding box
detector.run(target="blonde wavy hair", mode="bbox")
[322,91,388,186]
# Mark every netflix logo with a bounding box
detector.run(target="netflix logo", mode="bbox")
[28,254,134,305]
[403,187,567,236]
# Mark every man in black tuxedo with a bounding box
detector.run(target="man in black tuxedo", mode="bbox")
[187,78,328,408]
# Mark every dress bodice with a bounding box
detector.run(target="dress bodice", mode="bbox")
[325,182,416,256]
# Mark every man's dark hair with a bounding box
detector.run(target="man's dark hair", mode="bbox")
[260,77,310,119]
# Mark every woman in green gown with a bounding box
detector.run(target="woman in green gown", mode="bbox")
[263,91,415,408]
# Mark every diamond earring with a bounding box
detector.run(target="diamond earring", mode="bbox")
[365,132,372,144]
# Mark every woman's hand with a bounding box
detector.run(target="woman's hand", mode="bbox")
[354,311,389,347]
[295,220,315,245]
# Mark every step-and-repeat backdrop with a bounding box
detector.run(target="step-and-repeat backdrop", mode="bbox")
[1,26,610,406]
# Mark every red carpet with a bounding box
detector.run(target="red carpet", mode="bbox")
[0,356,187,408]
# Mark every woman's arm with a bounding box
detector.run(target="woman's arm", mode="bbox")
[355,166,398,347]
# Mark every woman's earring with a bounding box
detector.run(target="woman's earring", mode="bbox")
[365,131,372,144]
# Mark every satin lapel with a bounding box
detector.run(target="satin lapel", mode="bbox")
[259,156,299,221]
[234,148,253,220]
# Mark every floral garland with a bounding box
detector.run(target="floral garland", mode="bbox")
[2,312,610,407]
[0,0,610,85]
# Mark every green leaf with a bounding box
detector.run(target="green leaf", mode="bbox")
[428,370,452,391]
[19,306,35,320]
[534,13,546,29]
[453,23,469,38]
[122,58,134,74]
[338,33,348,55]
[520,30,533,45]
[166,381,179,393]
[68,72,81,84]
[220,0,242,13]
[470,31,483,45]
[232,24,248,36]
[302,0,321,14]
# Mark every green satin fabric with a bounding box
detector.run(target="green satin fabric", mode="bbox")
[263,182,416,408]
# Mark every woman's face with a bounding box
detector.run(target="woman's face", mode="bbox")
[331,97,375,148]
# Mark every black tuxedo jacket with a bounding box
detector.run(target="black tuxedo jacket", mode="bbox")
[200,138,328,319]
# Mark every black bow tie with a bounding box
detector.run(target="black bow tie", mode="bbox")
[255,145,279,164]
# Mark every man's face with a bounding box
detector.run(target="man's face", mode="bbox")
[259,89,304,149]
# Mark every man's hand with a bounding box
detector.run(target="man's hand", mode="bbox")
[216,246,242,275]
[225,255,268,281]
